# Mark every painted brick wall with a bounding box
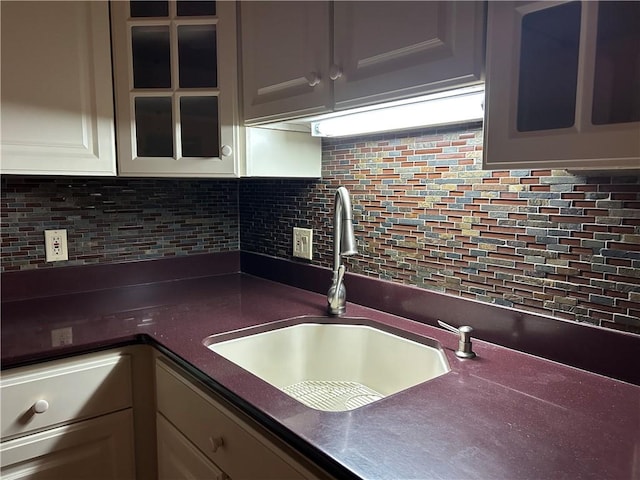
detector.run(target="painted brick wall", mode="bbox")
[239,122,640,333]
[1,177,239,272]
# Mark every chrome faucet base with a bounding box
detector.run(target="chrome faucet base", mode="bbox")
[328,265,347,316]
[454,350,476,359]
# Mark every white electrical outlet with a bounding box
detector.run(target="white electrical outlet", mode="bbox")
[44,229,68,262]
[293,227,313,260]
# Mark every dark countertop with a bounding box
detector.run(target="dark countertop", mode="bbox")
[2,273,639,480]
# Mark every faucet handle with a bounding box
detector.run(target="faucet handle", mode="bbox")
[437,320,476,359]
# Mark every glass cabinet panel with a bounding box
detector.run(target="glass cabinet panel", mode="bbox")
[483,1,640,170]
[517,2,581,132]
[135,97,174,157]
[177,25,217,88]
[592,0,640,125]
[128,5,221,159]
[112,0,236,174]
[132,26,171,88]
[177,1,216,17]
[130,1,169,18]
[180,96,219,157]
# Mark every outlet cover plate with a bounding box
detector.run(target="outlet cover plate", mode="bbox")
[44,229,68,262]
[293,227,313,260]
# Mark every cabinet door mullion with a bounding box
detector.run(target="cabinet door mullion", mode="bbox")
[575,1,599,132]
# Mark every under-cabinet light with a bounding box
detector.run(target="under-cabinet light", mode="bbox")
[311,85,485,137]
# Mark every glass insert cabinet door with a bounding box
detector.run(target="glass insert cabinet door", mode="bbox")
[111,0,239,177]
[516,0,640,132]
[483,0,640,170]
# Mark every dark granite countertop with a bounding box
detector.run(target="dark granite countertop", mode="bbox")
[2,273,639,479]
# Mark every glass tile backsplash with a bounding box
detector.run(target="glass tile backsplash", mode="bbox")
[239,123,640,333]
[2,123,638,333]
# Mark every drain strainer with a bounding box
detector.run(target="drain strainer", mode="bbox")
[282,380,384,411]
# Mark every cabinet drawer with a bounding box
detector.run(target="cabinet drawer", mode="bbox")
[1,409,135,479]
[1,351,132,439]
[156,359,311,479]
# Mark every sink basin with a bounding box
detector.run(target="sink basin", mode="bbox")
[203,317,450,412]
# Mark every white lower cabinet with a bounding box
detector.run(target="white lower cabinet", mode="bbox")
[0,346,328,480]
[0,349,137,479]
[155,356,328,479]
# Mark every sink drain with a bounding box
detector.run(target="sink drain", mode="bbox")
[282,380,384,411]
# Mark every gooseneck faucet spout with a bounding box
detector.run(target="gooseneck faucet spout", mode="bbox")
[328,187,358,316]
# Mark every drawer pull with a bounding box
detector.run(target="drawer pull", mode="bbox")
[33,399,49,414]
[209,435,224,453]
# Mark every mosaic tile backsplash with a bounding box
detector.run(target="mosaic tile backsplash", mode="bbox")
[2,123,639,333]
[239,123,640,333]
[1,178,238,271]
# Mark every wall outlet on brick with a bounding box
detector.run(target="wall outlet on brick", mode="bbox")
[44,229,68,262]
[293,227,313,260]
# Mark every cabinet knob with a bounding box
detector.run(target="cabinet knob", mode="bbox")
[329,65,342,81]
[209,435,224,453]
[306,72,321,87]
[220,145,233,157]
[33,399,49,414]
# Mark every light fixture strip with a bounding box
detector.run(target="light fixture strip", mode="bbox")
[311,86,485,138]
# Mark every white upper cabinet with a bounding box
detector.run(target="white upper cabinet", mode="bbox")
[240,1,485,125]
[332,1,485,111]
[484,1,640,170]
[111,0,241,177]
[0,1,116,176]
[240,2,332,123]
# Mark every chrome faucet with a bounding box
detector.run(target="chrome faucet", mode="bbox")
[327,187,358,316]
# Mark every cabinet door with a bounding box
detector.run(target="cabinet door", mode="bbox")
[0,1,116,176]
[240,1,332,124]
[484,1,640,170]
[157,413,228,480]
[332,1,484,110]
[0,410,135,480]
[155,358,324,479]
[111,0,240,177]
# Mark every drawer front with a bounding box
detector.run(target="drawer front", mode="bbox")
[156,360,308,480]
[0,409,135,479]
[1,351,132,439]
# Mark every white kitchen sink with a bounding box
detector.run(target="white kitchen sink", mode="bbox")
[203,318,450,412]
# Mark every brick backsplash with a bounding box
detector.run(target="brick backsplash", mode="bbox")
[1,177,239,272]
[239,122,640,333]
[2,124,639,334]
